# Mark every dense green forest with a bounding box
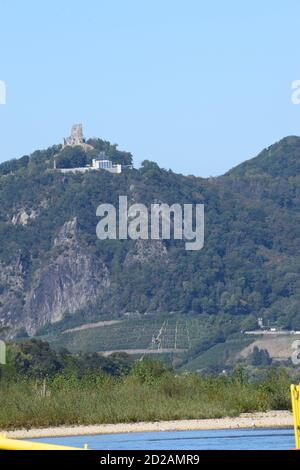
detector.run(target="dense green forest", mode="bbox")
[0,134,298,346]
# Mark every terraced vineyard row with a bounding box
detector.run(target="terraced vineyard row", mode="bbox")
[45,315,216,355]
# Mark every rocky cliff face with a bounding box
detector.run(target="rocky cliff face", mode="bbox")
[0,255,25,333]
[0,216,167,336]
[0,218,111,335]
[24,247,110,335]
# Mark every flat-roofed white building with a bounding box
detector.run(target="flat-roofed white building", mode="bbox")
[92,155,122,173]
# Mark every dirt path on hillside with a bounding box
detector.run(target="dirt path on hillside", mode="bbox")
[63,320,122,334]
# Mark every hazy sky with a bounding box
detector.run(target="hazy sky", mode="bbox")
[1,0,300,176]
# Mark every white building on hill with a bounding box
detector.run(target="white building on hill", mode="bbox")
[91,152,122,174]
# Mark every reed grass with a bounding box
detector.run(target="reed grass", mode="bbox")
[0,368,291,429]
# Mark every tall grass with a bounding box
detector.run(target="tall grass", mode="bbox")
[0,368,291,429]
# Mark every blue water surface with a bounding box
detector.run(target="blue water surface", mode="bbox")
[31,428,294,450]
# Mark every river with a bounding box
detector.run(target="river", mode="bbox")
[31,428,294,450]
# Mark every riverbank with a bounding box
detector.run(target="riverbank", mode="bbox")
[4,411,293,439]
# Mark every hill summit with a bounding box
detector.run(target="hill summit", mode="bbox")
[227,136,300,178]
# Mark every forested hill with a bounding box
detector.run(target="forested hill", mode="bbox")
[226,135,300,177]
[0,135,299,337]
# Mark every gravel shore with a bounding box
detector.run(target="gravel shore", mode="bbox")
[3,411,293,439]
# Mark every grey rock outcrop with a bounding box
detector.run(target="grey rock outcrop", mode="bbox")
[124,239,167,266]
[24,245,110,334]
[0,218,111,336]
[0,254,25,335]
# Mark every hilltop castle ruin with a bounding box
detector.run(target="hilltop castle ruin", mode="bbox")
[56,124,122,174]
[62,124,93,151]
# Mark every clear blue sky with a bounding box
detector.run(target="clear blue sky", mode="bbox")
[0,0,300,176]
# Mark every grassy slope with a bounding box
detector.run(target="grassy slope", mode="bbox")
[37,314,255,370]
[39,315,217,354]
[181,338,253,371]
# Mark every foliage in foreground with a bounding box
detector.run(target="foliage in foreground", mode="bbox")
[0,358,292,430]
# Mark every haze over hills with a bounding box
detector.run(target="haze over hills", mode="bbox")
[0,132,299,368]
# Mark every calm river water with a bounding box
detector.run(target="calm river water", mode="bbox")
[32,428,294,450]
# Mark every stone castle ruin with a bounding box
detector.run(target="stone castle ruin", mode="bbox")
[62,124,93,151]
